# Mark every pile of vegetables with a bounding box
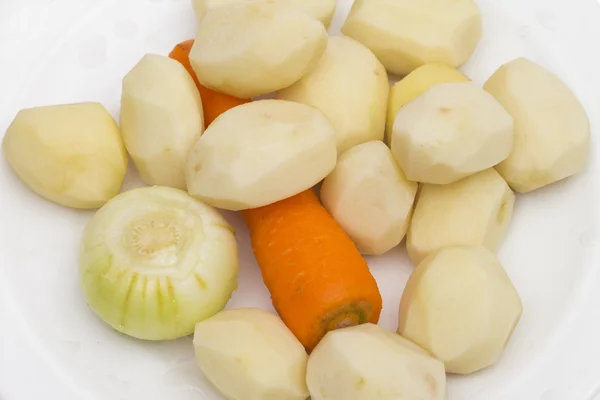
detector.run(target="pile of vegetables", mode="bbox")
[1,0,591,398]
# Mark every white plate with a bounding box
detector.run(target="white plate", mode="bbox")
[1,0,600,399]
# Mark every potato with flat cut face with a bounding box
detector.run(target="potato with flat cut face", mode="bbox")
[320,141,418,255]
[386,63,470,145]
[185,99,337,211]
[399,246,523,375]
[189,0,328,98]
[120,54,204,190]
[484,57,590,193]
[2,102,128,209]
[306,323,446,400]
[407,168,515,264]
[391,81,514,185]
[341,0,482,76]
[193,0,337,27]
[278,36,389,154]
[193,308,309,400]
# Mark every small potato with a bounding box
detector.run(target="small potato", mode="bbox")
[399,246,523,375]
[385,63,470,145]
[2,102,128,209]
[341,0,482,76]
[484,57,590,193]
[320,141,418,255]
[120,54,204,190]
[193,0,337,27]
[407,169,515,264]
[185,99,337,211]
[306,323,446,400]
[190,0,328,98]
[391,82,514,184]
[278,36,389,154]
[193,308,309,400]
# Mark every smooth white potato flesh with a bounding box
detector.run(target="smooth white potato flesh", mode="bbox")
[306,323,446,400]
[407,168,515,264]
[385,63,470,145]
[192,0,207,21]
[341,0,482,76]
[484,57,590,193]
[391,81,514,184]
[185,99,337,211]
[2,102,128,209]
[399,246,523,374]
[193,0,337,27]
[190,0,328,98]
[193,308,309,400]
[320,141,418,255]
[277,36,389,154]
[120,54,204,190]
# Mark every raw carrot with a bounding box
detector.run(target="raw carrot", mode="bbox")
[241,189,383,351]
[168,40,250,126]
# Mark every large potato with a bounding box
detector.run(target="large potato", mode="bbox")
[193,308,309,400]
[193,0,337,28]
[399,246,523,374]
[341,0,482,76]
[120,54,204,190]
[407,168,515,264]
[185,99,337,211]
[2,102,128,209]
[320,141,418,255]
[277,36,389,154]
[189,0,328,98]
[306,323,446,400]
[484,57,590,193]
[391,82,514,184]
[385,63,470,145]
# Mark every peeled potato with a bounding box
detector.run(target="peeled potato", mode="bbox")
[407,168,515,264]
[341,0,482,76]
[193,0,337,27]
[399,246,523,375]
[193,308,309,400]
[306,323,446,400]
[277,36,389,154]
[484,57,590,193]
[391,81,514,184]
[2,102,127,209]
[320,141,418,255]
[189,0,328,98]
[120,54,204,190]
[192,0,207,21]
[185,99,337,211]
[385,63,470,145]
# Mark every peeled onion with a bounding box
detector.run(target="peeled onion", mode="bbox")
[78,186,239,340]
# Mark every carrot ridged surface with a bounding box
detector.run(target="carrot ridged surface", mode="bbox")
[168,40,250,127]
[242,189,383,351]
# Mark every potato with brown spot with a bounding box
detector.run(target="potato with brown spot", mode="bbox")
[391,82,514,184]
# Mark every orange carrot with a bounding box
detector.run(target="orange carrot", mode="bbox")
[241,189,383,351]
[168,40,250,126]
